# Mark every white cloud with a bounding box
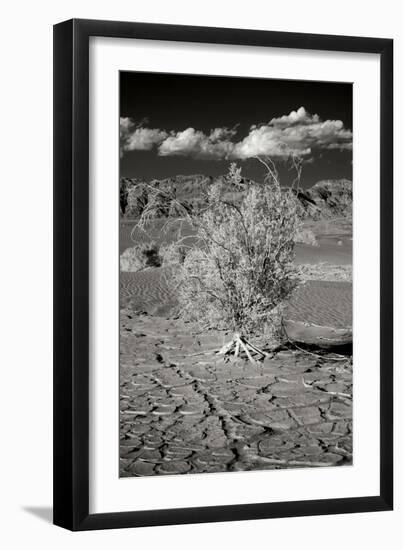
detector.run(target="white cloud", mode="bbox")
[120,108,352,160]
[233,107,352,159]
[120,117,134,137]
[232,126,312,159]
[120,118,167,154]
[159,127,234,159]
[124,127,168,151]
[209,126,238,142]
[269,106,320,127]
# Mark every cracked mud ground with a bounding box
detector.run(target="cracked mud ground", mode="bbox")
[120,310,352,477]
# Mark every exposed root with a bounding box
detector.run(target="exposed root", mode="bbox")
[217,333,268,362]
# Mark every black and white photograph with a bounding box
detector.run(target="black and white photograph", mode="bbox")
[0,0,397,541]
[119,72,353,477]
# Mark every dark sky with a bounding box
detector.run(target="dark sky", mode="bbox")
[120,71,352,189]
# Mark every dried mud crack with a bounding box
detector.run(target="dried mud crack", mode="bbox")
[119,310,352,477]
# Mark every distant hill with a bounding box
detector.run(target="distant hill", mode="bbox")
[120,175,212,218]
[120,175,352,220]
[294,179,352,220]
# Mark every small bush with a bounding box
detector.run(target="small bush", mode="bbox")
[295,227,318,246]
[120,242,161,272]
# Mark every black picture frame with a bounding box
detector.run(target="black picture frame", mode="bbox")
[53,18,393,531]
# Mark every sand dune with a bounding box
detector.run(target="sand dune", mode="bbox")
[285,280,352,329]
[120,265,352,334]
[120,266,177,315]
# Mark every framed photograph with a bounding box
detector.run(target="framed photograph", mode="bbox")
[53,19,393,531]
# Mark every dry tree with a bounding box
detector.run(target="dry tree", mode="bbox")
[130,157,302,361]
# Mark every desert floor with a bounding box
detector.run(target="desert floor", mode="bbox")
[119,221,353,476]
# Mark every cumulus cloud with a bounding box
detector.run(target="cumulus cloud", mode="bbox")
[159,127,236,159]
[120,118,167,153]
[232,126,312,159]
[233,108,352,159]
[120,107,352,160]
[269,106,320,127]
[125,127,168,151]
[209,126,238,142]
[120,117,134,138]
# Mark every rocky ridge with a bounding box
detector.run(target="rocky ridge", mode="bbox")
[120,174,352,220]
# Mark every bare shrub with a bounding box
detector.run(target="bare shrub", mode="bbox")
[159,242,188,266]
[132,157,302,357]
[176,161,299,341]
